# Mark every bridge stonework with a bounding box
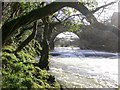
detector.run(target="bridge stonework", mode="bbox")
[48,24,119,52]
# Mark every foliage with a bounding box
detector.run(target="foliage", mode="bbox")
[2,2,43,24]
[79,0,98,9]
[2,43,60,89]
[2,1,118,89]
[2,21,59,89]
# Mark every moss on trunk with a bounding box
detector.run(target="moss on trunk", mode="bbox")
[2,39,60,89]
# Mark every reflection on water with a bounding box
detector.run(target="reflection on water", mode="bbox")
[49,47,119,88]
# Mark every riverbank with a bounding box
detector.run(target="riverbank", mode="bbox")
[1,40,60,89]
[1,43,119,89]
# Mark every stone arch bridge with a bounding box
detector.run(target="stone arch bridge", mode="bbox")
[48,23,119,52]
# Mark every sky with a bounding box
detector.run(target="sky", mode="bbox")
[57,0,119,38]
[94,0,119,21]
[2,0,119,38]
[56,32,79,38]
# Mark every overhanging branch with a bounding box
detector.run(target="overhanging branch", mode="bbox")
[2,1,117,45]
[91,1,117,13]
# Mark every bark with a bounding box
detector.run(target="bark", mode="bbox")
[15,21,37,52]
[50,41,55,50]
[39,38,49,70]
[9,2,20,18]
[2,2,98,45]
[39,17,50,70]
[16,23,43,38]
[38,17,60,69]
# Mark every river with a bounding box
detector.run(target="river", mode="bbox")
[49,47,119,88]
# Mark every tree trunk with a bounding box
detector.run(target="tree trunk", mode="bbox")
[38,19,60,69]
[50,41,55,50]
[38,17,50,70]
[2,2,98,45]
[15,21,37,52]
[39,38,49,70]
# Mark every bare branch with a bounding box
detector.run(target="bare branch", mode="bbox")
[91,1,117,13]
[97,8,105,18]
[52,15,62,23]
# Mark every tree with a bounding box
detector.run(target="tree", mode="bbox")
[2,2,98,45]
[2,1,120,70]
[2,1,118,45]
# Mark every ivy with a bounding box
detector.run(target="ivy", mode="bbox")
[2,40,60,89]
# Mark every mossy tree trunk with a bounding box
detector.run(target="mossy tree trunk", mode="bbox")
[39,38,49,70]
[38,18,58,69]
[2,2,98,45]
[15,21,37,52]
[39,17,50,70]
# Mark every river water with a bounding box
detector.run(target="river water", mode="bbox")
[49,47,119,88]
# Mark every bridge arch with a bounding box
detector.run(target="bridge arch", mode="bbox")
[50,31,81,50]
[49,24,89,50]
[49,23,119,52]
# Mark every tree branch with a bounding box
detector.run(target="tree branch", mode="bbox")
[52,15,62,23]
[2,2,98,45]
[15,21,37,52]
[91,1,117,13]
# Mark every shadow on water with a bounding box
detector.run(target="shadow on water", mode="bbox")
[50,47,119,59]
